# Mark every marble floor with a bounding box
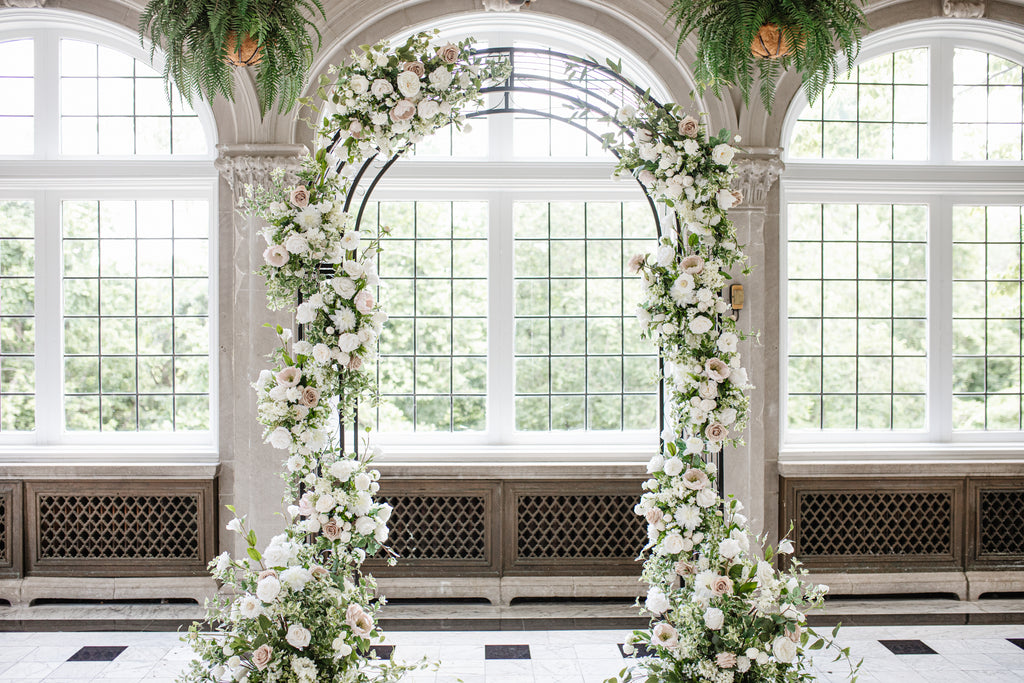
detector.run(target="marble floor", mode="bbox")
[0,625,1023,682]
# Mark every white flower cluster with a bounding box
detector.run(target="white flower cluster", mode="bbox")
[589,86,856,682]
[317,33,510,164]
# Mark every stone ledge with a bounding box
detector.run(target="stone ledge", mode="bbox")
[0,576,218,607]
[377,575,644,606]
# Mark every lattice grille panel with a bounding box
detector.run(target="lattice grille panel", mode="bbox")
[517,494,644,559]
[980,489,1024,556]
[0,492,7,565]
[380,494,487,560]
[797,491,952,556]
[37,494,200,560]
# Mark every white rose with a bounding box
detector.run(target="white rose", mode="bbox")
[655,244,675,267]
[338,332,360,353]
[772,636,797,663]
[663,532,685,554]
[719,407,737,426]
[353,472,372,491]
[312,343,332,364]
[684,436,704,455]
[339,231,361,251]
[256,575,281,603]
[662,457,684,477]
[647,453,665,473]
[689,316,713,334]
[315,494,336,513]
[330,460,358,481]
[286,624,312,649]
[428,67,453,90]
[284,234,309,255]
[703,607,724,630]
[396,70,421,97]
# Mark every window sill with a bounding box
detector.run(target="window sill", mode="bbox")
[0,446,220,478]
[778,443,1024,477]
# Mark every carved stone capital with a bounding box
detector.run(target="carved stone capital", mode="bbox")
[942,0,985,17]
[215,143,307,193]
[482,0,535,11]
[731,149,784,211]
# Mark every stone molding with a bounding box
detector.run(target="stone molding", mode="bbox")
[0,0,46,7]
[481,0,535,12]
[732,148,784,211]
[215,143,308,192]
[942,0,985,17]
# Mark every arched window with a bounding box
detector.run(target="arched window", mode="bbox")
[781,20,1024,446]
[0,11,217,448]
[355,16,670,457]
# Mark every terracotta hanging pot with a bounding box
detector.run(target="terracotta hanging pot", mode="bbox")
[751,23,796,59]
[224,32,263,67]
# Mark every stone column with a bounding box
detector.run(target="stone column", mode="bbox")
[215,143,306,555]
[724,149,783,539]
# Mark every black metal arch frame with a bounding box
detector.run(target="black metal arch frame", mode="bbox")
[321,46,723,495]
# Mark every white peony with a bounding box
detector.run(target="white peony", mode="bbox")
[428,67,453,89]
[717,332,739,353]
[268,427,291,450]
[338,332,360,353]
[695,488,717,508]
[718,538,741,559]
[354,516,376,536]
[353,472,372,491]
[238,594,261,618]
[280,566,311,591]
[417,99,440,120]
[330,460,358,481]
[284,233,309,255]
[312,343,332,364]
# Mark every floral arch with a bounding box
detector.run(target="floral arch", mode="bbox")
[183,32,856,683]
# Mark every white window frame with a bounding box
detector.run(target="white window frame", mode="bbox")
[779,18,1024,459]
[0,10,219,461]
[363,19,671,463]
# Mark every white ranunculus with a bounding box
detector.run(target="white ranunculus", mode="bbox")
[644,586,670,615]
[268,427,291,450]
[689,316,713,334]
[703,606,724,630]
[772,636,797,663]
[712,143,736,166]
[286,624,312,649]
[662,532,685,554]
[662,457,684,477]
[256,575,281,603]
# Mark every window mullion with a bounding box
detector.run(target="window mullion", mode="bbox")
[488,191,514,444]
[931,37,953,164]
[930,196,954,441]
[35,191,62,444]
[36,29,59,160]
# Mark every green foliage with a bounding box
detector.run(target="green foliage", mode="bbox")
[666,0,867,112]
[139,0,326,117]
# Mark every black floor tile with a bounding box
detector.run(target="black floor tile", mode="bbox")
[67,646,128,662]
[485,644,530,659]
[1009,638,1024,651]
[618,643,654,658]
[370,645,394,659]
[878,640,937,655]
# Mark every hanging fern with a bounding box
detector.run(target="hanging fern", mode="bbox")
[667,0,866,112]
[139,0,326,117]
